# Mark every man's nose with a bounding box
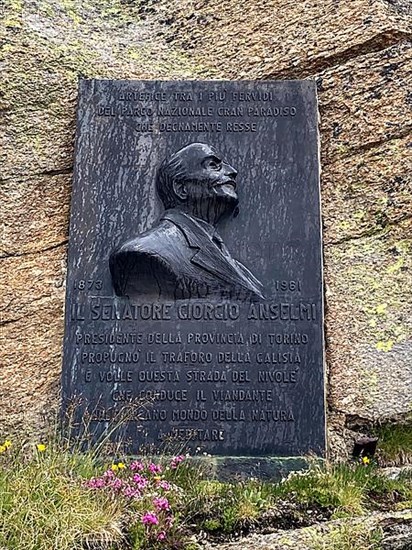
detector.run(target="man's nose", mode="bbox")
[224,162,237,179]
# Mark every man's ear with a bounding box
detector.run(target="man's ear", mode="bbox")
[173,180,188,201]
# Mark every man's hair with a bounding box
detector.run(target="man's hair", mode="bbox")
[156,152,187,209]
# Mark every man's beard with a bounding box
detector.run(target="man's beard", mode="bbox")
[182,178,239,224]
[212,186,239,220]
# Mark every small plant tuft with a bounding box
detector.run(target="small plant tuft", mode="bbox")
[374,419,412,464]
[310,523,383,550]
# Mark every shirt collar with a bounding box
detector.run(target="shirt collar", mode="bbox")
[163,209,219,241]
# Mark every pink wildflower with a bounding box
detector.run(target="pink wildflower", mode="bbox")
[110,478,123,490]
[130,460,144,472]
[158,480,171,491]
[142,512,159,525]
[148,462,162,474]
[157,531,166,541]
[123,486,141,499]
[170,455,185,469]
[86,477,105,489]
[153,496,170,511]
[132,473,148,490]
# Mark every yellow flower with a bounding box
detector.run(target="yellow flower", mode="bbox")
[153,475,162,481]
[362,456,370,465]
[36,443,46,452]
[111,463,119,471]
[0,445,6,454]
[117,462,126,469]
[4,440,12,449]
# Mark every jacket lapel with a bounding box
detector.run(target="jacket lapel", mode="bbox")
[162,210,264,297]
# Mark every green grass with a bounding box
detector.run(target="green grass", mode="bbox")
[0,443,124,549]
[168,460,412,535]
[374,420,412,464]
[310,523,383,550]
[0,435,411,549]
[276,461,410,514]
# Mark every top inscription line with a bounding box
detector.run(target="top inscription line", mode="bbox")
[116,90,283,102]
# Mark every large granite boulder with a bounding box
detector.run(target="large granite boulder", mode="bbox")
[1,0,411,459]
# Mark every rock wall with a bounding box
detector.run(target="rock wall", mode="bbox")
[1,0,411,459]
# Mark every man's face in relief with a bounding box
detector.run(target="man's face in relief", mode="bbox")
[175,143,239,222]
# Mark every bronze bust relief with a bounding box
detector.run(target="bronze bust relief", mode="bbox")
[109,143,264,300]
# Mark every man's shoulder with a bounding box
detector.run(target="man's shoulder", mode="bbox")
[112,218,185,259]
[109,219,188,297]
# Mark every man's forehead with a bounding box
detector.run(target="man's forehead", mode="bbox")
[177,143,221,162]
[200,144,218,157]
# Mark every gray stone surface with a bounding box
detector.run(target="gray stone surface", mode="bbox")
[62,80,325,458]
[201,510,412,550]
